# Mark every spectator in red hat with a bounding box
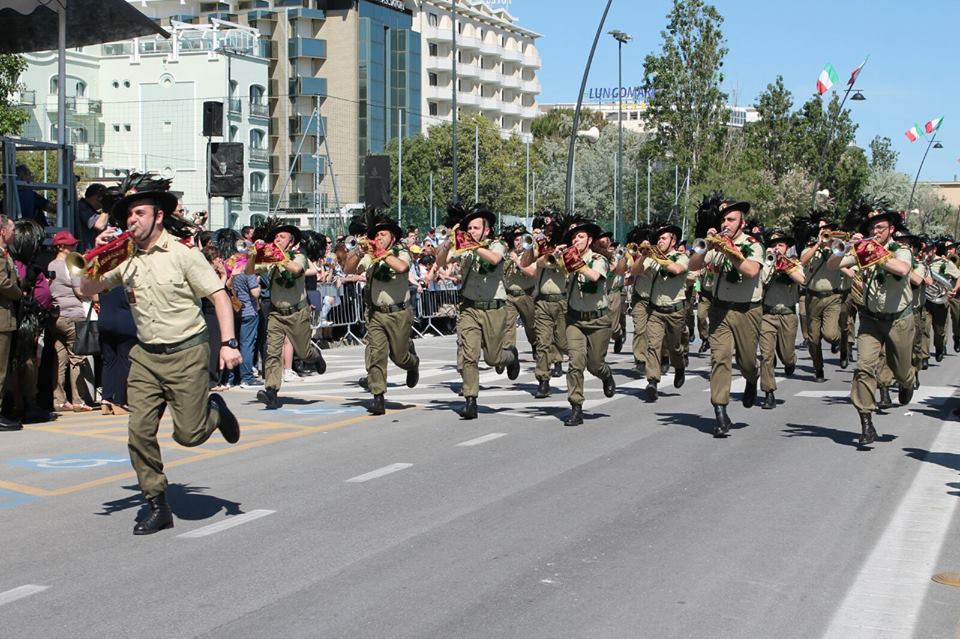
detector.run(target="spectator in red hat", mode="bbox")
[47,230,96,412]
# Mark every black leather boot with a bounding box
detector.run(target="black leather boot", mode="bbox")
[784,363,796,377]
[673,367,685,389]
[506,346,521,381]
[534,379,550,398]
[831,342,839,354]
[551,362,564,378]
[761,391,776,410]
[602,373,616,398]
[564,403,583,427]
[713,405,731,438]
[133,493,174,535]
[459,397,478,420]
[921,358,929,370]
[209,394,240,443]
[877,386,893,410]
[370,394,385,416]
[634,360,646,376]
[406,341,419,388]
[899,383,914,406]
[645,380,658,403]
[314,352,327,375]
[814,368,826,383]
[742,380,757,408]
[954,334,960,353]
[0,414,23,431]
[839,342,849,369]
[698,340,709,353]
[859,412,878,447]
[613,336,623,353]
[257,388,282,410]
[358,376,370,390]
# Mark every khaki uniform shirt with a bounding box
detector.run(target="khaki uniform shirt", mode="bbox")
[704,231,764,303]
[912,259,928,309]
[841,242,913,314]
[630,256,655,299]
[649,251,690,306]
[535,262,568,297]
[359,248,412,306]
[763,266,800,312]
[260,253,309,309]
[460,240,508,302]
[100,230,222,344]
[699,267,717,297]
[503,250,537,294]
[0,250,20,332]
[568,249,609,313]
[930,256,960,283]
[804,247,843,293]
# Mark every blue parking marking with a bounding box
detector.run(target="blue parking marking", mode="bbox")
[0,489,41,510]
[4,452,129,472]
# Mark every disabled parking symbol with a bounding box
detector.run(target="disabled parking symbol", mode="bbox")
[5,452,128,472]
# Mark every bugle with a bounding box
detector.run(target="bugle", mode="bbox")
[926,270,955,304]
[65,231,134,280]
[520,233,535,252]
[434,225,449,244]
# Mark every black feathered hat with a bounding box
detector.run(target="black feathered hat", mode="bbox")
[366,213,403,241]
[444,202,497,230]
[105,172,179,228]
[560,215,603,244]
[500,223,528,243]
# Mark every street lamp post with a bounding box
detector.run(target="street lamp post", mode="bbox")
[451,0,458,204]
[810,76,868,210]
[909,134,944,209]
[609,29,631,240]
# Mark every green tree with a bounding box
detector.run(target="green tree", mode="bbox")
[531,107,606,141]
[641,0,729,179]
[868,135,899,172]
[743,76,794,180]
[790,93,859,211]
[0,54,28,137]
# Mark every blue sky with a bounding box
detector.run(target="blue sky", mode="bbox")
[510,0,960,181]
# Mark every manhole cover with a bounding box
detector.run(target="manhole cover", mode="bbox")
[932,572,960,587]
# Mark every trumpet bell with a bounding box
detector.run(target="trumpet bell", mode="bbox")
[65,251,88,279]
[520,233,535,252]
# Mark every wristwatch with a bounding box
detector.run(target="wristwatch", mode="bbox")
[221,338,239,349]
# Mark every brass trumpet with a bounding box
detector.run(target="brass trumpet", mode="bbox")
[831,235,875,256]
[820,229,850,244]
[434,225,449,244]
[66,231,134,280]
[520,233,535,252]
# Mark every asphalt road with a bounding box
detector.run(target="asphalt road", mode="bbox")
[2,328,960,638]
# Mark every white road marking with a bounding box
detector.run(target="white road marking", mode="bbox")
[0,585,49,607]
[456,433,507,447]
[822,421,960,638]
[346,463,413,483]
[177,510,276,539]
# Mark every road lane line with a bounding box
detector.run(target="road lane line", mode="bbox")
[346,463,413,483]
[456,433,507,447]
[0,585,49,607]
[822,420,960,638]
[177,510,276,538]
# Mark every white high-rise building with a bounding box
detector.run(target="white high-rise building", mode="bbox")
[412,0,541,143]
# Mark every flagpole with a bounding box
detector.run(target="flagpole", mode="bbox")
[810,60,868,210]
[909,129,940,209]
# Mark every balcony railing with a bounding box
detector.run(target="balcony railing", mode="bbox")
[249,147,269,163]
[228,98,242,115]
[249,101,269,118]
[75,144,103,162]
[16,90,36,106]
[249,190,269,208]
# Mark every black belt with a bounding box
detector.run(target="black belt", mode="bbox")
[461,298,505,311]
[863,307,913,322]
[763,305,796,316]
[567,308,609,321]
[372,302,407,313]
[650,301,684,313]
[806,290,839,299]
[536,293,565,302]
[631,293,651,305]
[506,288,534,297]
[138,330,208,355]
[271,301,307,316]
[713,300,761,312]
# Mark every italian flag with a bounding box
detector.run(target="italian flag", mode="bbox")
[847,58,867,86]
[817,64,839,95]
[925,117,944,134]
[905,124,923,142]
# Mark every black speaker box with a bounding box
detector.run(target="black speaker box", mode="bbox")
[364,154,391,209]
[208,142,244,198]
[202,101,224,138]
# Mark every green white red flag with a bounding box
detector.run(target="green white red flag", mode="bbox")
[905,125,923,143]
[925,117,944,134]
[817,64,839,95]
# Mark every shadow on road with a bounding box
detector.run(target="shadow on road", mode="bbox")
[783,422,896,449]
[656,412,747,436]
[97,484,244,521]
[903,448,960,473]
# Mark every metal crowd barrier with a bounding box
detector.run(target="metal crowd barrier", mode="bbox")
[415,285,461,337]
[310,281,365,346]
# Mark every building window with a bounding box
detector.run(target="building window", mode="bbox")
[250,172,266,192]
[630,112,639,120]
[428,43,438,56]
[458,22,464,34]
[429,102,438,116]
[250,129,265,148]
[428,73,438,87]
[250,84,265,105]
[428,12,438,27]
[124,124,131,131]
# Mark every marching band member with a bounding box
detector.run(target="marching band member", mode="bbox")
[341,213,420,416]
[525,219,569,399]
[594,232,627,354]
[558,217,616,426]
[826,207,916,448]
[799,219,845,382]
[924,239,960,362]
[639,223,689,402]
[249,220,327,410]
[626,224,654,375]
[688,200,763,438]
[436,203,520,420]
[78,174,241,535]
[501,224,539,358]
[758,230,805,410]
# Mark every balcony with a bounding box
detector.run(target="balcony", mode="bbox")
[250,101,269,118]
[501,48,523,64]
[519,77,541,94]
[228,97,242,115]
[249,147,269,164]
[478,67,500,84]
[478,39,500,56]
[290,114,328,136]
[425,54,451,72]
[521,50,542,69]
[500,74,521,90]
[521,105,540,119]
[424,85,452,102]
[290,77,327,97]
[501,101,521,116]
[291,154,325,175]
[456,34,481,50]
[15,90,36,106]
[456,62,480,79]
[74,143,102,163]
[289,192,320,209]
[456,92,481,107]
[479,96,500,112]
[288,36,326,59]
[46,95,102,116]
[249,190,269,208]
[423,24,453,43]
